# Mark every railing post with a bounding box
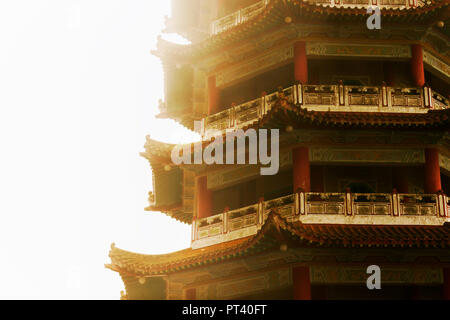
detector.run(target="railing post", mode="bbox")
[387,86,392,108]
[446,194,449,218]
[338,80,345,106]
[258,197,264,225]
[381,82,388,107]
[297,83,303,108]
[423,85,433,109]
[437,191,448,218]
[292,85,298,105]
[408,0,417,8]
[392,188,400,216]
[345,188,352,216]
[261,91,267,117]
[191,219,197,242]
[258,92,267,119]
[295,189,306,215]
[230,103,236,128]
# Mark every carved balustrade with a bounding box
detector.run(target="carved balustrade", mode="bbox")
[201,83,449,136]
[309,0,423,8]
[305,193,346,215]
[211,0,269,35]
[398,194,439,216]
[196,213,224,239]
[431,91,450,110]
[227,204,259,232]
[211,0,424,35]
[192,191,449,246]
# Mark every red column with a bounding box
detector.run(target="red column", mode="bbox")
[424,148,442,193]
[444,268,450,300]
[196,176,213,219]
[294,42,308,84]
[293,147,310,192]
[392,167,409,193]
[208,76,219,115]
[185,288,196,300]
[293,266,311,300]
[411,44,425,87]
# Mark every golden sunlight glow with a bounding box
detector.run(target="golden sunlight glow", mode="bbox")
[0,0,192,299]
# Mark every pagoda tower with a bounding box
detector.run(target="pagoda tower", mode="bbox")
[106,0,450,300]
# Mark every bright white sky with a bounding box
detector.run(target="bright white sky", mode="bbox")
[0,1,199,299]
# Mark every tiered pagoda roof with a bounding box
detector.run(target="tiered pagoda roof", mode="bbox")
[156,0,450,58]
[107,210,450,277]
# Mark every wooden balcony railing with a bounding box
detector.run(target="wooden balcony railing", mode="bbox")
[210,0,424,35]
[211,0,270,35]
[201,84,449,137]
[311,0,424,9]
[191,191,449,248]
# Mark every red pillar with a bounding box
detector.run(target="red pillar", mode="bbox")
[293,147,310,192]
[294,42,308,84]
[443,268,450,300]
[208,76,219,115]
[196,176,213,219]
[185,288,196,300]
[411,44,425,87]
[293,266,311,300]
[392,167,409,193]
[424,148,442,194]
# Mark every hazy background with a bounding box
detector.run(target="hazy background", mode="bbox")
[0,0,196,299]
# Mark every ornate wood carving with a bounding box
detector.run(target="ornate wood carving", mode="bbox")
[440,153,450,173]
[310,266,443,285]
[216,46,294,87]
[423,50,450,80]
[195,268,291,299]
[207,151,292,189]
[309,148,425,164]
[306,42,411,58]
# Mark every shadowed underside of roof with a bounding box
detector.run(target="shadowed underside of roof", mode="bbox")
[106,210,450,276]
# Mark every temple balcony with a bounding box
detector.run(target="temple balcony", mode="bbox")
[210,0,425,35]
[212,0,270,35]
[201,83,449,137]
[192,191,449,248]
